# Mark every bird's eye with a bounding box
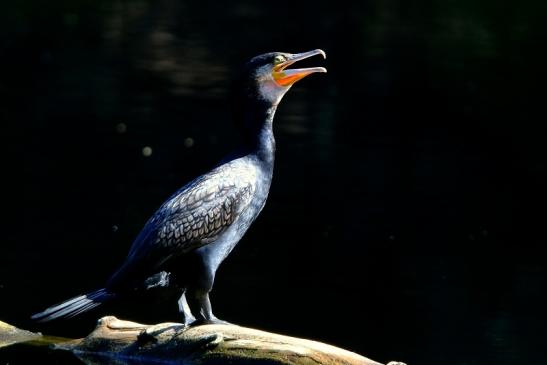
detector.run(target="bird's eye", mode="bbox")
[273,55,286,65]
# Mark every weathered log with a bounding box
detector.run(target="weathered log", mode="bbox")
[54,316,406,365]
[0,320,42,348]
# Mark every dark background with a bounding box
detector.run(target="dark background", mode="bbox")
[1,1,546,364]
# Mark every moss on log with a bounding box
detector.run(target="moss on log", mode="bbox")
[54,316,406,365]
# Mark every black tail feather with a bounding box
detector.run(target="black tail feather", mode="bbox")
[31,288,113,322]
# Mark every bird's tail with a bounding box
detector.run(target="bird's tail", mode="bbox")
[31,288,113,322]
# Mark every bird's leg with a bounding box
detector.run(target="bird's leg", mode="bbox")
[185,263,230,325]
[186,288,230,326]
[177,289,196,326]
[184,252,231,326]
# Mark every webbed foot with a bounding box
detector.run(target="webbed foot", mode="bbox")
[190,317,232,326]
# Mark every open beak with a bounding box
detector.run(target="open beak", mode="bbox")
[273,49,327,87]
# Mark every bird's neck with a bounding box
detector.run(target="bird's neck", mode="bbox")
[242,101,277,167]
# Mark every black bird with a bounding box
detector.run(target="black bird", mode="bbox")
[32,49,327,325]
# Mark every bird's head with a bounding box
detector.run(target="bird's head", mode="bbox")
[242,49,327,106]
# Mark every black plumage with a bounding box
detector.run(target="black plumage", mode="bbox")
[32,49,326,325]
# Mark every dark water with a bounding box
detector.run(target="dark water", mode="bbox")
[1,1,546,364]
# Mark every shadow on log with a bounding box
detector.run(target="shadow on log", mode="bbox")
[55,316,406,365]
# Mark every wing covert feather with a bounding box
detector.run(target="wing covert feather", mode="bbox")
[126,160,257,262]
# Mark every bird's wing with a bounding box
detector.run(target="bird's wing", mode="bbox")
[111,159,257,285]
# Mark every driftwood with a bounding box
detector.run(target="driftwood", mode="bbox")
[55,316,406,365]
[0,319,41,348]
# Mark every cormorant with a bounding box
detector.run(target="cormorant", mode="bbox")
[32,49,326,325]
